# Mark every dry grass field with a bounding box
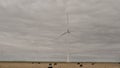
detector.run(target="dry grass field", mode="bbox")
[0,62,119,68]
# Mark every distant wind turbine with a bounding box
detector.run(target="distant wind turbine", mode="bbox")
[54,1,72,62]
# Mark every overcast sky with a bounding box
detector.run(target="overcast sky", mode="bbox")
[0,0,120,62]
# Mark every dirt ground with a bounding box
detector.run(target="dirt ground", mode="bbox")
[0,62,119,68]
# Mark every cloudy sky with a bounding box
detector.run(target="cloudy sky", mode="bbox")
[0,0,120,62]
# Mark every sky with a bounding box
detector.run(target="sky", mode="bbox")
[0,0,120,62]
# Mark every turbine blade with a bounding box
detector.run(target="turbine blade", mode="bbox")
[52,31,68,41]
[56,31,68,39]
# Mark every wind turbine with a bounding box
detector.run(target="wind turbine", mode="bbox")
[54,2,72,62]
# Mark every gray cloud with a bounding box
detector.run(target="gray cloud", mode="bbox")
[0,0,120,62]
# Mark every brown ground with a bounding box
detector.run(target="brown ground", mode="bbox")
[0,62,120,68]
